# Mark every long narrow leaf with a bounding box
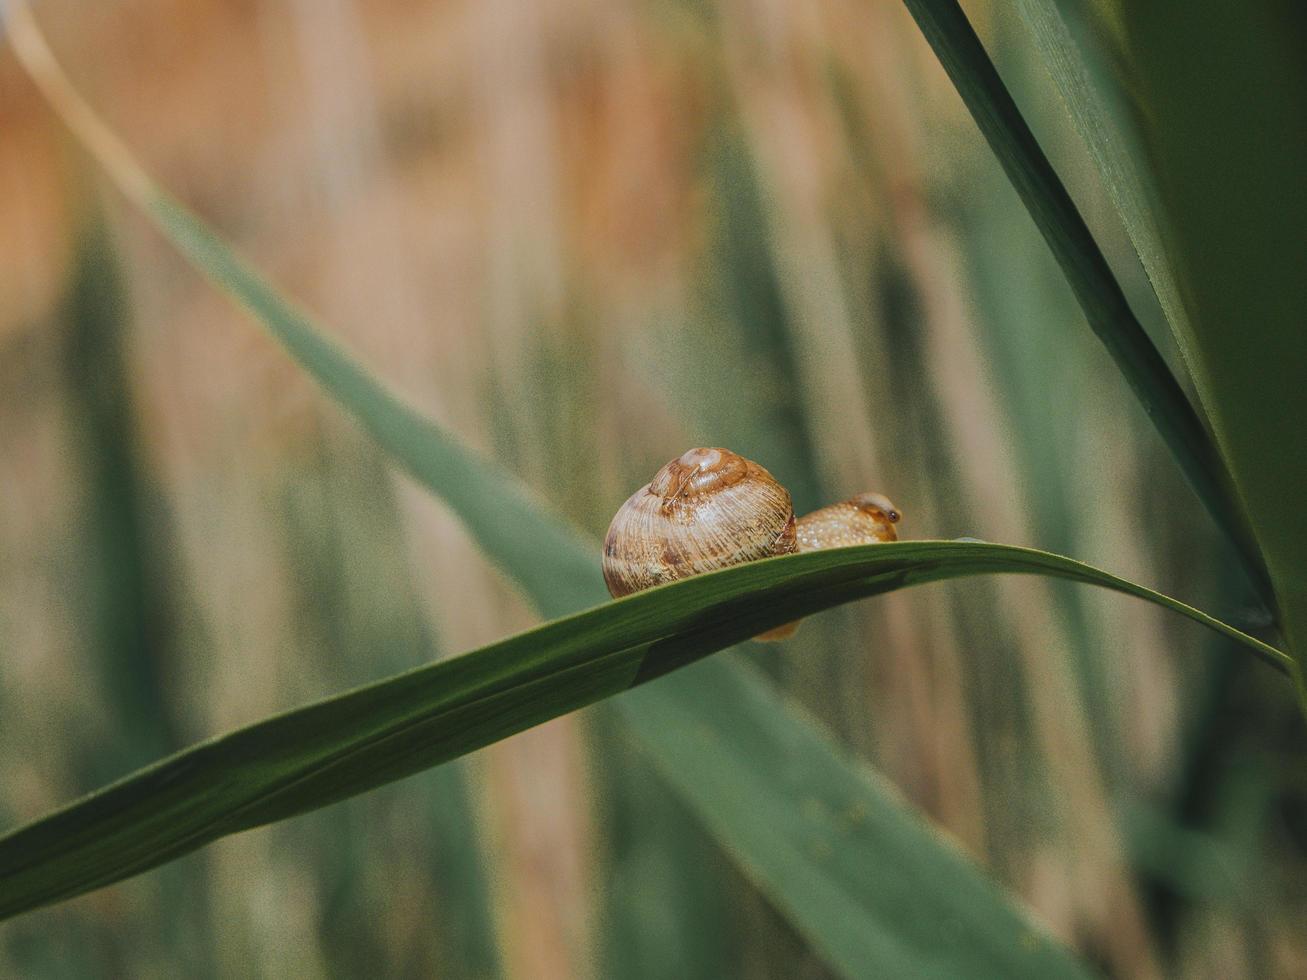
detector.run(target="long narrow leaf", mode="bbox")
[1013,0,1189,345]
[0,540,1287,924]
[1105,0,1307,708]
[625,657,1059,979]
[896,0,1270,603]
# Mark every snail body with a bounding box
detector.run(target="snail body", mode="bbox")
[794,492,900,550]
[602,447,900,639]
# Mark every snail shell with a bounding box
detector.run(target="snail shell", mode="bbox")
[602,447,797,598]
[603,448,902,640]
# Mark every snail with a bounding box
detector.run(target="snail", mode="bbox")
[602,447,900,639]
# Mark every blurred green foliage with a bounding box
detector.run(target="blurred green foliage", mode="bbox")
[2,0,1306,976]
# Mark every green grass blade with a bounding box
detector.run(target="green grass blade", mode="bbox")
[896,0,1270,602]
[1106,0,1307,708]
[149,198,603,622]
[623,656,1069,979]
[1013,0,1189,345]
[0,540,1287,927]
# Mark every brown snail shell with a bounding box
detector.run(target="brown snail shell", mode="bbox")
[602,447,797,598]
[603,448,902,641]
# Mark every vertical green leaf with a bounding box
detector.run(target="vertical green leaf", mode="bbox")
[1014,0,1190,346]
[1108,0,1307,703]
[895,0,1270,601]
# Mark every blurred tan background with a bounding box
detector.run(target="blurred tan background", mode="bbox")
[2,0,1305,976]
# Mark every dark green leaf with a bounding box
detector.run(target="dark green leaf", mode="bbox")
[1107,0,1307,707]
[896,0,1269,602]
[0,540,1286,931]
[1014,0,1190,344]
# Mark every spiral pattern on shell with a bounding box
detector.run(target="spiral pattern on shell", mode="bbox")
[602,447,797,598]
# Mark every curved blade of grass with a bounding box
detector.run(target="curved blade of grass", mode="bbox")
[0,541,1288,923]
[895,0,1271,604]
